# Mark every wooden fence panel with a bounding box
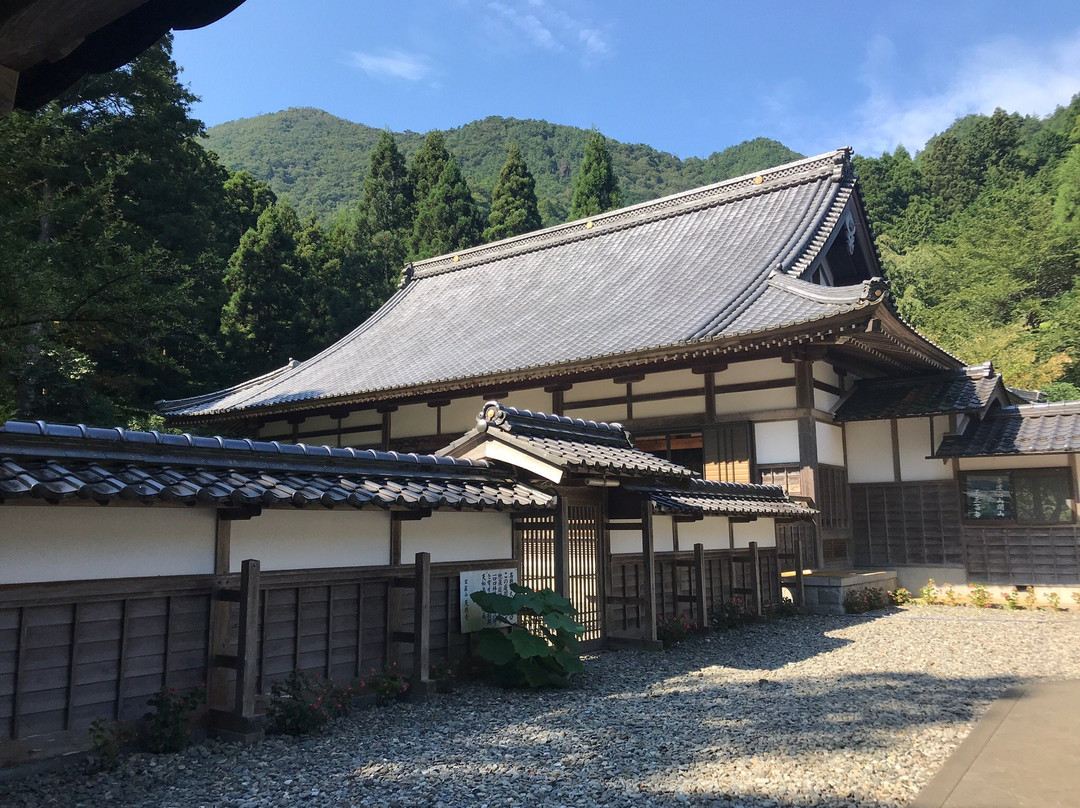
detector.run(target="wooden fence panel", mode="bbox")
[851,481,963,567]
[963,525,1080,584]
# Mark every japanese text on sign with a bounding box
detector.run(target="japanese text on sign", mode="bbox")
[460,568,518,633]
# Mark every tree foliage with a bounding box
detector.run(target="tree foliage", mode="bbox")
[411,134,483,259]
[483,142,542,242]
[569,131,622,219]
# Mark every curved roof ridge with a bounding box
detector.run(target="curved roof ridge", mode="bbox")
[409,149,850,281]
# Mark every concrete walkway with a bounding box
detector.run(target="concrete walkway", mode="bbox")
[910,679,1080,808]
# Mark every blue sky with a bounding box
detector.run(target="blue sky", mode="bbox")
[173,0,1080,159]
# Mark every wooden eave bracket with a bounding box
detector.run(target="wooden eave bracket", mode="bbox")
[728,515,757,523]
[392,508,432,521]
[220,505,261,521]
[673,513,704,523]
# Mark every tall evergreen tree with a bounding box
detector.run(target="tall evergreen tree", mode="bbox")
[483,142,542,242]
[220,201,308,377]
[412,157,484,259]
[569,131,622,220]
[409,131,452,210]
[355,130,413,276]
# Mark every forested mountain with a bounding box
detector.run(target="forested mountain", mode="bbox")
[854,98,1080,396]
[203,109,803,225]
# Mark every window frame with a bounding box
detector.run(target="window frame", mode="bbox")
[959,467,1076,526]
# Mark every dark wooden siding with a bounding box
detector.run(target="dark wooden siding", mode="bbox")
[776,522,816,571]
[759,464,801,497]
[963,525,1080,585]
[607,549,781,633]
[851,482,963,566]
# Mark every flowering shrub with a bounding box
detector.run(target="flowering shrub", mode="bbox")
[267,671,353,735]
[363,664,410,704]
[145,685,205,753]
[1046,592,1062,611]
[710,597,754,630]
[920,578,940,605]
[968,582,991,608]
[1073,591,1080,607]
[88,718,135,771]
[843,587,887,615]
[887,587,912,606]
[943,583,959,606]
[656,613,700,647]
[1003,587,1020,610]
[767,597,800,619]
[1023,588,1038,610]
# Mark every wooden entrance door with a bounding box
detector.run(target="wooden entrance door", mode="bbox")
[515,492,605,649]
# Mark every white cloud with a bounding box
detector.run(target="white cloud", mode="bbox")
[485,0,611,61]
[850,28,1080,155]
[347,50,430,81]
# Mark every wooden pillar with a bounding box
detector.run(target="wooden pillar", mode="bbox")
[208,513,233,711]
[234,559,260,718]
[553,496,570,598]
[795,360,824,569]
[693,542,707,626]
[641,499,658,642]
[412,552,431,689]
[793,535,806,609]
[749,541,763,617]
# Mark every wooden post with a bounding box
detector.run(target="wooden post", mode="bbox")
[412,552,431,690]
[793,535,806,609]
[641,499,658,643]
[749,541,763,618]
[693,543,707,626]
[553,496,570,598]
[794,360,824,570]
[234,559,260,718]
[208,512,233,711]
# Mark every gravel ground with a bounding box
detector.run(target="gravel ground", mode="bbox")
[5,606,1080,808]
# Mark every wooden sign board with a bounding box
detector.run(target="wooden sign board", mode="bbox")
[460,568,518,633]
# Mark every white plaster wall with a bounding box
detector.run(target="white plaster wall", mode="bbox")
[609,522,644,554]
[1,506,215,583]
[845,420,895,483]
[499,388,554,416]
[340,409,381,430]
[565,378,624,402]
[898,418,953,481]
[568,404,628,424]
[654,515,675,552]
[816,422,845,467]
[259,423,293,440]
[716,388,797,416]
[400,511,512,563]
[676,516,731,550]
[812,362,841,388]
[441,396,488,435]
[754,420,800,464]
[814,389,840,412]
[633,369,701,395]
[718,357,792,384]
[958,454,1071,471]
[633,395,706,419]
[392,403,438,439]
[230,509,390,571]
[299,414,337,435]
[732,518,776,549]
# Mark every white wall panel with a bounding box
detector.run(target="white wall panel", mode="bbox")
[716,388,797,416]
[816,422,846,467]
[231,509,390,571]
[499,387,554,416]
[814,389,840,412]
[845,420,895,483]
[298,414,337,434]
[568,404,628,425]
[958,454,1071,471]
[633,395,706,419]
[732,518,776,549]
[812,362,841,388]
[610,523,644,554]
[442,396,488,435]
[340,409,382,430]
[565,378,624,402]
[754,420,800,464]
[1,506,215,583]
[392,403,438,439]
[717,357,792,384]
[897,418,953,481]
[633,369,701,395]
[675,516,730,550]
[400,511,512,563]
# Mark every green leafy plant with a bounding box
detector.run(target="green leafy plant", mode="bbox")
[656,613,701,647]
[469,584,586,688]
[267,671,353,736]
[363,664,410,704]
[87,718,135,771]
[709,596,754,629]
[1023,587,1038,610]
[144,685,205,754]
[920,578,940,605]
[843,587,888,615]
[968,582,991,608]
[430,658,457,693]
[1073,591,1080,607]
[1046,591,1062,611]
[887,587,913,606]
[1003,587,1020,610]
[943,583,958,606]
[768,597,800,618]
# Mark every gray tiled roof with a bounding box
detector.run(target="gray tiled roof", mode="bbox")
[0,421,553,511]
[833,363,1005,422]
[628,479,816,518]
[935,402,1080,457]
[161,149,884,420]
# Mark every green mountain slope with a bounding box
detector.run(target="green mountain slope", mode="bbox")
[203,108,803,224]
